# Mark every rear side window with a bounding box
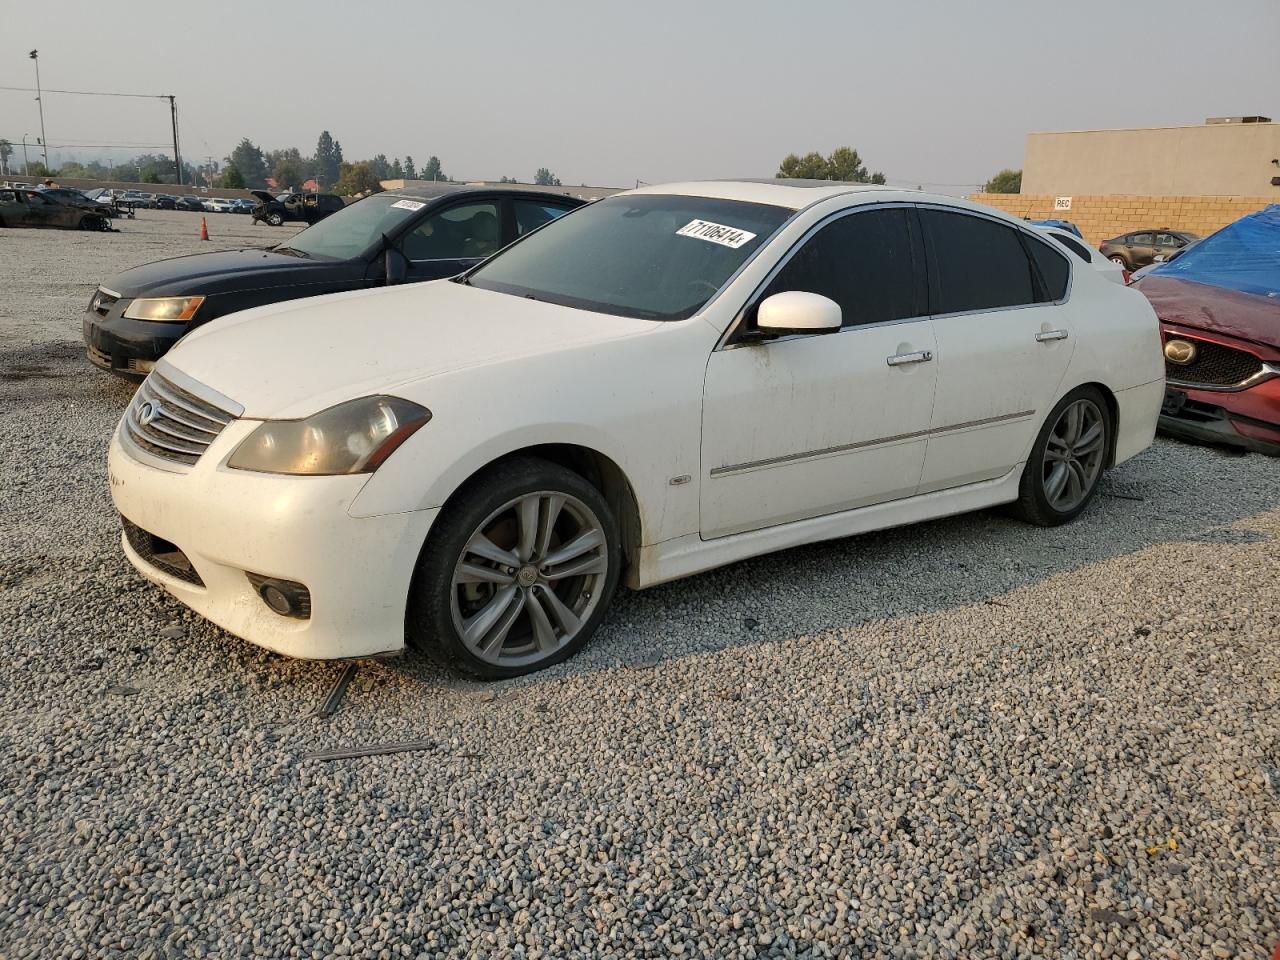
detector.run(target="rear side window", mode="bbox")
[1023,232,1071,301]
[919,209,1037,314]
[759,207,922,328]
[1049,232,1092,263]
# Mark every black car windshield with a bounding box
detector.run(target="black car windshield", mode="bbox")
[281,194,423,261]
[465,194,792,320]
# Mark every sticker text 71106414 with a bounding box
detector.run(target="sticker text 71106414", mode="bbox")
[676,219,758,249]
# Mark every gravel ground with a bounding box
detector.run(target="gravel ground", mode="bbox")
[1,210,1278,959]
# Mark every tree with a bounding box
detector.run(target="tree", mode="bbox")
[499,175,517,183]
[218,163,246,189]
[314,131,340,189]
[777,147,885,183]
[403,155,417,180]
[367,154,391,180]
[982,168,1022,194]
[332,161,383,196]
[0,139,12,175]
[533,167,561,186]
[421,155,444,181]
[273,156,303,190]
[389,157,404,179]
[227,138,268,188]
[141,169,162,184]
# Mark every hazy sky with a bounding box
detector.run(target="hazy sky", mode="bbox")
[2,0,1276,192]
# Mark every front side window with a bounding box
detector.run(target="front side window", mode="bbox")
[920,209,1037,314]
[467,194,791,321]
[402,201,501,261]
[758,208,921,328]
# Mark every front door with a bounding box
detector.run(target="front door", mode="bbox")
[700,206,937,539]
[916,207,1076,492]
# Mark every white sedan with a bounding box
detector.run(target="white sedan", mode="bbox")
[1034,225,1128,285]
[107,181,1165,677]
[202,198,236,213]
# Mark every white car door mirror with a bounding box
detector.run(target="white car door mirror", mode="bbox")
[755,291,842,336]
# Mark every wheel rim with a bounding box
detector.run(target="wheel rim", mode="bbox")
[449,491,608,668]
[1042,398,1105,512]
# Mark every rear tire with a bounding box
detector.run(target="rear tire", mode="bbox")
[407,457,622,679]
[1108,255,1129,269]
[1011,386,1111,527]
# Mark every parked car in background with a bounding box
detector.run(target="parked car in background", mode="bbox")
[106,181,1163,677]
[1029,218,1083,238]
[153,195,177,210]
[1134,205,1280,455]
[1128,237,1202,283]
[174,196,206,212]
[1100,229,1199,271]
[1,188,112,230]
[35,186,112,213]
[1035,224,1127,285]
[250,190,345,226]
[203,198,237,214]
[230,198,256,214]
[84,184,583,377]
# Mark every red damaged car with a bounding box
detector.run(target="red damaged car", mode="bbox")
[1134,204,1280,456]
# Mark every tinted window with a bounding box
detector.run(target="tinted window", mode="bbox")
[1023,232,1070,301]
[920,209,1036,314]
[759,208,920,328]
[1131,232,1154,245]
[1049,232,1092,262]
[283,193,425,260]
[403,201,501,260]
[468,194,791,321]
[514,199,572,236]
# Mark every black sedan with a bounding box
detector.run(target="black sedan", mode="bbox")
[174,196,206,211]
[1,187,112,230]
[84,185,585,377]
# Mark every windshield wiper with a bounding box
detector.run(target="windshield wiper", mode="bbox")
[453,274,472,286]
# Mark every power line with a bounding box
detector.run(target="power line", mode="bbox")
[0,84,169,100]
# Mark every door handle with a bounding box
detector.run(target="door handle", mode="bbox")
[1035,330,1069,342]
[886,350,933,367]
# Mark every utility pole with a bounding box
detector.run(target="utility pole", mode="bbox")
[22,135,31,176]
[168,95,182,185]
[28,50,48,170]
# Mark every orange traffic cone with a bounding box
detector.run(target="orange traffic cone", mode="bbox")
[199,217,209,241]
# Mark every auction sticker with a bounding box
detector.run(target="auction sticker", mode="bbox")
[676,219,757,249]
[391,199,426,211]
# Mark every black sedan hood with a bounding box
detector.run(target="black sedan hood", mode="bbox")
[105,247,342,297]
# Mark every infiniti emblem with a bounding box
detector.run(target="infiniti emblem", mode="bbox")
[137,400,163,426]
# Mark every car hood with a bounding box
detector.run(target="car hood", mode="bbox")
[1137,275,1279,351]
[165,280,661,419]
[104,248,339,297]
[250,190,278,205]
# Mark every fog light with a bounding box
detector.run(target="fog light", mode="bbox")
[246,573,311,619]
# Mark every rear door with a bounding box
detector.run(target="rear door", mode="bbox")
[399,199,502,280]
[917,207,1075,492]
[1127,231,1156,266]
[22,190,67,228]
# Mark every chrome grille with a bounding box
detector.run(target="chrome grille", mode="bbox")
[90,287,119,316]
[1164,335,1265,388]
[123,373,236,466]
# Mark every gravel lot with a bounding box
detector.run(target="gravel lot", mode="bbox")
[1,210,1278,959]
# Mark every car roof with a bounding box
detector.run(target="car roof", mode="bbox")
[384,184,587,205]
[620,179,903,210]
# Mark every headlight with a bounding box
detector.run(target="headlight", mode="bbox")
[227,396,431,476]
[123,296,205,322]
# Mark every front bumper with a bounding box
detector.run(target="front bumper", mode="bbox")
[1160,381,1280,456]
[83,295,188,378]
[108,419,439,659]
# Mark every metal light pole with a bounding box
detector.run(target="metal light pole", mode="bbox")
[28,50,48,171]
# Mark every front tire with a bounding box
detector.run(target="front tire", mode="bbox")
[1012,386,1111,526]
[408,457,621,679]
[266,212,283,227]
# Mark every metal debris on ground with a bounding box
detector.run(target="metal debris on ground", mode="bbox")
[315,662,358,719]
[305,739,436,762]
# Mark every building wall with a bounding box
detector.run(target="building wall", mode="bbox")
[967,193,1275,246]
[1022,123,1280,197]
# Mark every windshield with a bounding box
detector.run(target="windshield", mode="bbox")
[281,194,423,261]
[466,194,792,320]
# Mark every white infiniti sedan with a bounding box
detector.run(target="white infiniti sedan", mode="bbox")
[107,181,1165,678]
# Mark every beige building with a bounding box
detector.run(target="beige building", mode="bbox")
[1021,117,1280,197]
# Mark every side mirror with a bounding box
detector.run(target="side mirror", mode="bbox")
[384,234,408,285]
[755,291,842,336]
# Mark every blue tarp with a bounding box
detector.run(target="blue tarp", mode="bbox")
[1150,204,1280,299]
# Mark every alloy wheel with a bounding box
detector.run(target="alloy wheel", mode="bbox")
[449,491,609,668]
[1041,398,1106,512]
